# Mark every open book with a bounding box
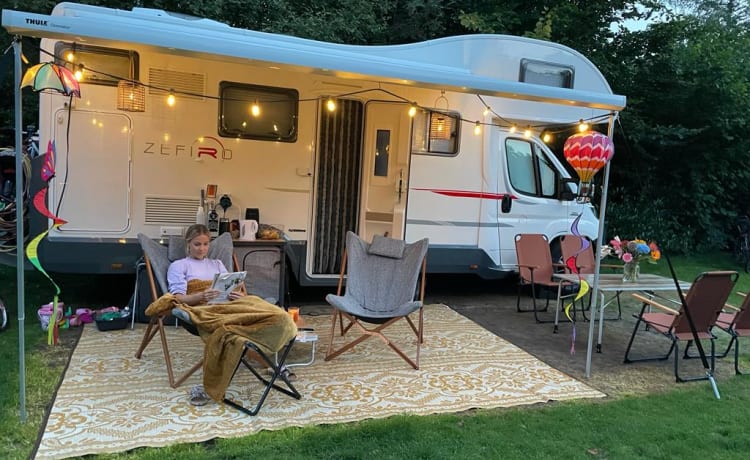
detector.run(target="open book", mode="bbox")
[208,271,247,304]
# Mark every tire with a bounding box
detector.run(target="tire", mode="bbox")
[0,297,7,331]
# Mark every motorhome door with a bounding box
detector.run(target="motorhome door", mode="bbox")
[360,102,411,242]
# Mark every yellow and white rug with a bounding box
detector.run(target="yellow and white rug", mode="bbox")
[35,305,604,459]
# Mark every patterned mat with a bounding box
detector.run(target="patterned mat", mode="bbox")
[35,305,604,459]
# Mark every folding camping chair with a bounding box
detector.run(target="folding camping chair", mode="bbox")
[559,234,623,320]
[713,292,750,375]
[624,270,738,382]
[133,232,238,387]
[325,232,428,369]
[515,233,575,325]
[134,232,300,415]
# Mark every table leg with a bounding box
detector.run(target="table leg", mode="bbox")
[553,283,562,333]
[597,291,606,353]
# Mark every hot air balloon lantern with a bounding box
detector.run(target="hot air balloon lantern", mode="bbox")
[563,131,614,202]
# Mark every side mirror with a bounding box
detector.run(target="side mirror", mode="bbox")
[501,194,512,213]
[558,178,577,201]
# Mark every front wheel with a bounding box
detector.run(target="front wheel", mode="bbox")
[0,297,7,331]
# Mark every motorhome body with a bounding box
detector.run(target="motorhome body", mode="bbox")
[1,3,625,286]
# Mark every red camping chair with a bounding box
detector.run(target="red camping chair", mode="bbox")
[624,271,738,382]
[713,292,750,375]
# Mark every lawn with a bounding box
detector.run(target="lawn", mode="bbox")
[1,253,750,459]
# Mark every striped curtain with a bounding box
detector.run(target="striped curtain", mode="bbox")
[313,99,364,274]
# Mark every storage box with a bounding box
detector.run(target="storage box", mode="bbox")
[95,311,130,331]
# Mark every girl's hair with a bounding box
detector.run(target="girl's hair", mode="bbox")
[184,224,210,243]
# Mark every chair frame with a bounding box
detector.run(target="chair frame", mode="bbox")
[223,338,301,416]
[325,242,427,370]
[623,271,739,382]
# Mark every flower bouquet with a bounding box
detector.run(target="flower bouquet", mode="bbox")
[602,236,660,282]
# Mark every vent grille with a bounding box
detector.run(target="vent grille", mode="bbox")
[145,196,200,224]
[148,68,205,101]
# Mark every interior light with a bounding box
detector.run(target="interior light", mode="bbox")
[474,121,482,135]
[251,100,260,117]
[326,97,336,112]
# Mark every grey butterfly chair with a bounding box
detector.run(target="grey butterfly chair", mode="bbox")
[325,232,428,369]
[134,232,237,388]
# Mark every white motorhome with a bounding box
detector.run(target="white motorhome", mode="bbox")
[2,3,625,286]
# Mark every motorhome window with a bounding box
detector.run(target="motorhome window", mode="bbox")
[506,139,537,194]
[519,59,574,89]
[505,138,559,198]
[219,82,298,142]
[54,43,137,86]
[411,109,459,155]
[536,146,557,197]
[374,130,390,177]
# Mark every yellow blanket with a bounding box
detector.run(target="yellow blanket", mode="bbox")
[145,294,297,402]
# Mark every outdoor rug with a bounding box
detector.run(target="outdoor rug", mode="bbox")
[35,304,604,459]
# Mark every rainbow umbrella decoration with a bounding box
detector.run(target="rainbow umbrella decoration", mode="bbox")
[20,62,81,97]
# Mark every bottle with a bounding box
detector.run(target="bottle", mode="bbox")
[195,204,205,225]
[208,208,219,237]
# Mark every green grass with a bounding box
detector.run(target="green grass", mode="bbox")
[2,254,750,459]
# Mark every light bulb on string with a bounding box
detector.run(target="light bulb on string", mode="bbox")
[326,97,336,112]
[166,90,176,107]
[523,126,532,138]
[408,103,417,117]
[474,121,482,135]
[66,51,75,62]
[578,119,589,132]
[542,131,552,143]
[483,106,490,117]
[251,100,261,117]
[74,64,84,81]
[509,124,517,133]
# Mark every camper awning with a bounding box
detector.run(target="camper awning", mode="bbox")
[2,7,626,111]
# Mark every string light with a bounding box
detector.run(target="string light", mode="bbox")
[74,64,84,81]
[408,103,417,117]
[37,44,615,142]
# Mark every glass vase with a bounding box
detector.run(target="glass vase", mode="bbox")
[622,261,640,283]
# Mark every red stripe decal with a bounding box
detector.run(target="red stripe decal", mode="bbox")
[412,188,516,200]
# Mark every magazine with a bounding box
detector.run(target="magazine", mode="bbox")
[208,271,247,304]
